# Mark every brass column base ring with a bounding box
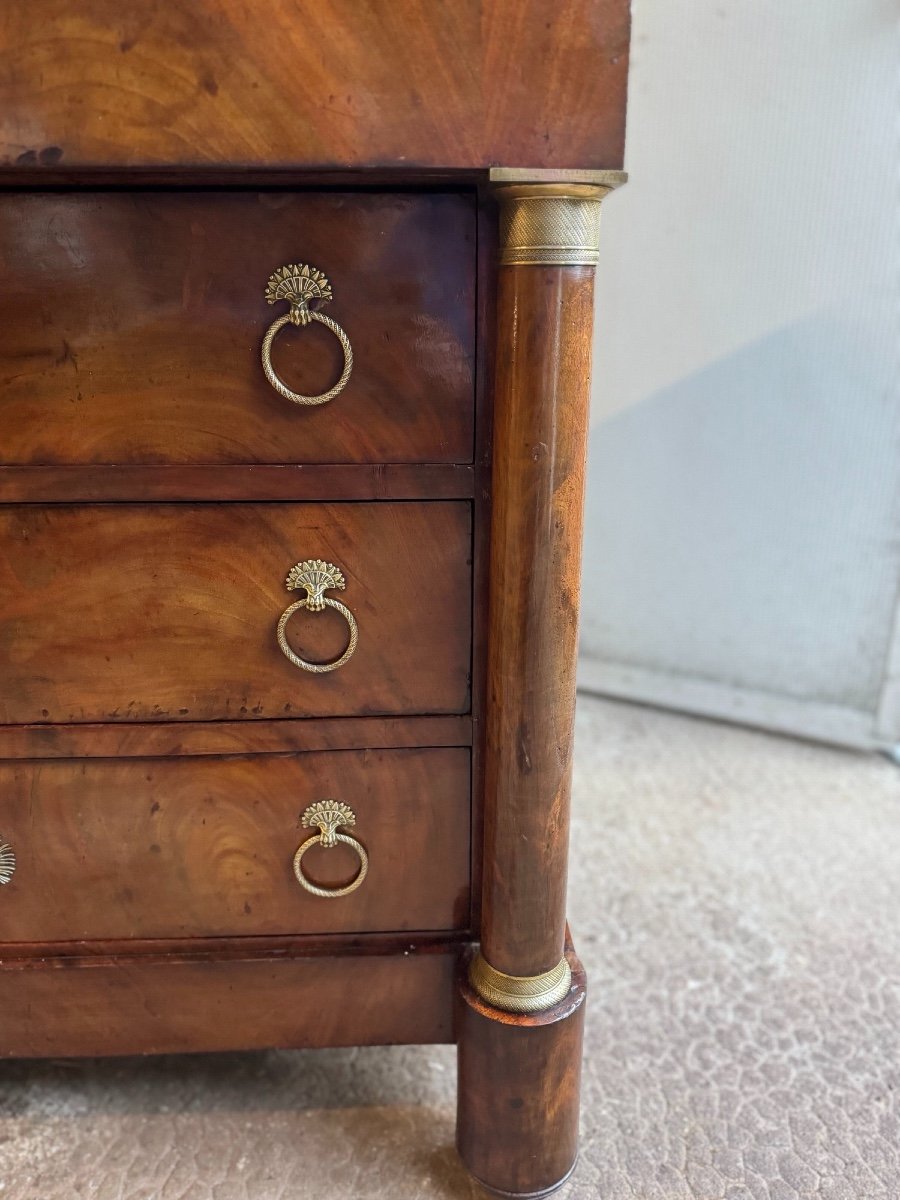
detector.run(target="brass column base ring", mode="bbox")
[276,595,358,674]
[468,953,572,1014]
[261,310,353,406]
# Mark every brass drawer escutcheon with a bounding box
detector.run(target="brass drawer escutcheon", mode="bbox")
[261,263,353,406]
[293,800,368,899]
[0,838,16,886]
[276,558,359,674]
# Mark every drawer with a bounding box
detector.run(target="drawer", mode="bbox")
[0,191,475,465]
[0,502,471,723]
[0,748,471,941]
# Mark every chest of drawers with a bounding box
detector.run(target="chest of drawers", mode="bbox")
[0,3,630,1194]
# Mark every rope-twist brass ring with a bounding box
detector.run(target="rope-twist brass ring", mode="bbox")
[277,594,358,674]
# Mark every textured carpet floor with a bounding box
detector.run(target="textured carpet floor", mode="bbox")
[1,697,898,1199]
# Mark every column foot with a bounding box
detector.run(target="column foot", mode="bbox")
[456,939,586,1197]
[466,1162,577,1199]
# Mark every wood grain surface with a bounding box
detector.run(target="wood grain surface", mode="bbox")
[0,464,474,503]
[0,747,470,941]
[0,1,630,172]
[0,929,469,962]
[0,501,472,723]
[481,266,596,978]
[0,715,472,760]
[0,191,475,465]
[0,946,457,1057]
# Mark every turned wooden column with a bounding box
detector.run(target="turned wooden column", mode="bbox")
[458,168,625,1198]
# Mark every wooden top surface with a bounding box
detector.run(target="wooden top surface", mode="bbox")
[0,0,629,174]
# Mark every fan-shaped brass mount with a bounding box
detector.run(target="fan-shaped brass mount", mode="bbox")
[264,263,333,325]
[302,799,357,846]
[285,559,346,610]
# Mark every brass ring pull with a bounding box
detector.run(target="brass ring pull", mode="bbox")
[261,263,353,406]
[293,801,368,899]
[276,559,358,674]
[0,837,16,886]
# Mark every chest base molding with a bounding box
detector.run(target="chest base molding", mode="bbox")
[0,942,459,1058]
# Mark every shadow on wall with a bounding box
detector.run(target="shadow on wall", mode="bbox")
[580,313,900,718]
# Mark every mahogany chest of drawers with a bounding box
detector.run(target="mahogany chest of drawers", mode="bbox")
[0,3,630,1194]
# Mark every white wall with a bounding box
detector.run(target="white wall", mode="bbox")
[580,0,899,747]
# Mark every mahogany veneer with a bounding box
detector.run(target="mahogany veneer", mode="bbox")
[0,502,471,723]
[0,4,630,1195]
[0,1,628,171]
[0,191,475,465]
[0,748,470,941]
[0,946,458,1058]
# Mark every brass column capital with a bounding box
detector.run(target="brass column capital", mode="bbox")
[490,167,627,267]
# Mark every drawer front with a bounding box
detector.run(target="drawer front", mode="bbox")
[0,748,470,940]
[0,191,475,465]
[0,502,471,723]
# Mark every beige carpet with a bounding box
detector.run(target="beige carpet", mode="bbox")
[2,697,899,1199]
